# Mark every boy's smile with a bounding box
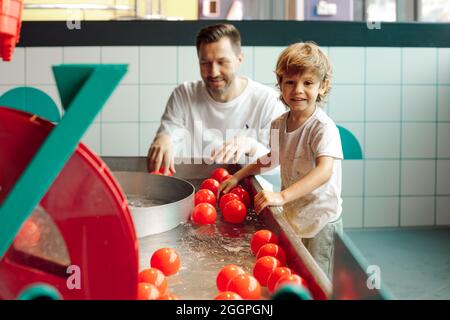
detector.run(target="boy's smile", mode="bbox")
[281,69,327,116]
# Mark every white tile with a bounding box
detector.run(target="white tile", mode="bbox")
[336,123,364,156]
[401,123,436,158]
[177,46,201,83]
[364,197,399,227]
[437,160,450,195]
[140,122,162,156]
[436,196,450,225]
[254,47,284,84]
[101,46,139,84]
[329,47,365,84]
[140,84,175,122]
[81,123,101,154]
[26,47,63,85]
[140,46,177,84]
[342,160,364,196]
[329,85,365,121]
[365,123,400,158]
[63,47,101,63]
[402,48,437,85]
[102,123,139,156]
[365,85,401,121]
[365,160,400,196]
[366,48,401,84]
[401,160,435,196]
[342,197,363,228]
[400,197,435,227]
[438,123,450,157]
[0,48,25,85]
[438,48,450,84]
[438,86,450,121]
[101,85,139,122]
[240,46,254,80]
[402,86,437,121]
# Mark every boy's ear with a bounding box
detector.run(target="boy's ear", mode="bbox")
[319,79,330,95]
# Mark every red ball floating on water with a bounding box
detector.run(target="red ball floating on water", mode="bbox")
[256,243,287,266]
[219,193,241,212]
[138,268,168,296]
[150,248,181,276]
[222,199,247,224]
[200,178,220,195]
[253,256,281,287]
[192,203,217,225]
[137,283,161,300]
[194,189,216,206]
[275,274,308,292]
[216,264,246,292]
[250,229,279,256]
[210,168,230,183]
[230,186,250,208]
[267,267,294,293]
[227,274,261,300]
[214,291,243,300]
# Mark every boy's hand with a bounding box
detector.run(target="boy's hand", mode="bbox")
[211,136,257,163]
[254,190,285,213]
[218,175,239,196]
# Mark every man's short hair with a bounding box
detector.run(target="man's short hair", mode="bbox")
[196,24,242,55]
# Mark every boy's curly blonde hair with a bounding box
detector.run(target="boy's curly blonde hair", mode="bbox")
[275,42,332,106]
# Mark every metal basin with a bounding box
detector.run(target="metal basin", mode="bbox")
[112,171,195,237]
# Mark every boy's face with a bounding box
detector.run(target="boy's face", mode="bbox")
[198,37,243,96]
[280,69,327,114]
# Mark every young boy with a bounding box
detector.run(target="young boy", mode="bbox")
[219,42,343,279]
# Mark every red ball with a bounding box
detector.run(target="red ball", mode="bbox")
[219,193,241,212]
[275,274,308,292]
[222,199,247,224]
[256,243,286,265]
[250,229,279,256]
[192,203,217,225]
[214,291,243,300]
[149,167,173,176]
[230,186,250,208]
[200,178,220,195]
[216,264,246,292]
[159,293,179,300]
[253,256,281,287]
[210,168,230,183]
[138,268,168,296]
[227,274,261,300]
[194,189,216,206]
[150,248,181,276]
[137,283,160,300]
[13,220,40,249]
[267,267,294,293]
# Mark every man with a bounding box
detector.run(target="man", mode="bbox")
[147,23,285,174]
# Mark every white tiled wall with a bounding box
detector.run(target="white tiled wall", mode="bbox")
[1,45,449,229]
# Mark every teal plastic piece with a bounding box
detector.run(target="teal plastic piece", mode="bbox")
[0,87,61,122]
[272,284,313,300]
[0,64,127,258]
[17,283,62,300]
[337,125,363,160]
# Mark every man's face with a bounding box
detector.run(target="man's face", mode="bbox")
[198,37,243,96]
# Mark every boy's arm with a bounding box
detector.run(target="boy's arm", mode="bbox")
[218,152,278,195]
[254,156,334,212]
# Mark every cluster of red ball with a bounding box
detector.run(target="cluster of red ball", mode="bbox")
[191,168,250,225]
[137,247,181,300]
[213,229,310,300]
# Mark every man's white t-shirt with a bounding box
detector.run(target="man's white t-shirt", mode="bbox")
[157,78,286,160]
[270,107,343,238]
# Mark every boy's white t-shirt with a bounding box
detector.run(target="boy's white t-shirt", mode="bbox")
[157,78,286,159]
[270,107,343,238]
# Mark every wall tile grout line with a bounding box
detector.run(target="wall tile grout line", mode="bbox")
[362,47,367,228]
[434,48,439,226]
[398,47,403,227]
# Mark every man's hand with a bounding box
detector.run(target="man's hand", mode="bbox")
[211,136,258,163]
[254,190,285,213]
[147,133,176,175]
[218,175,240,196]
